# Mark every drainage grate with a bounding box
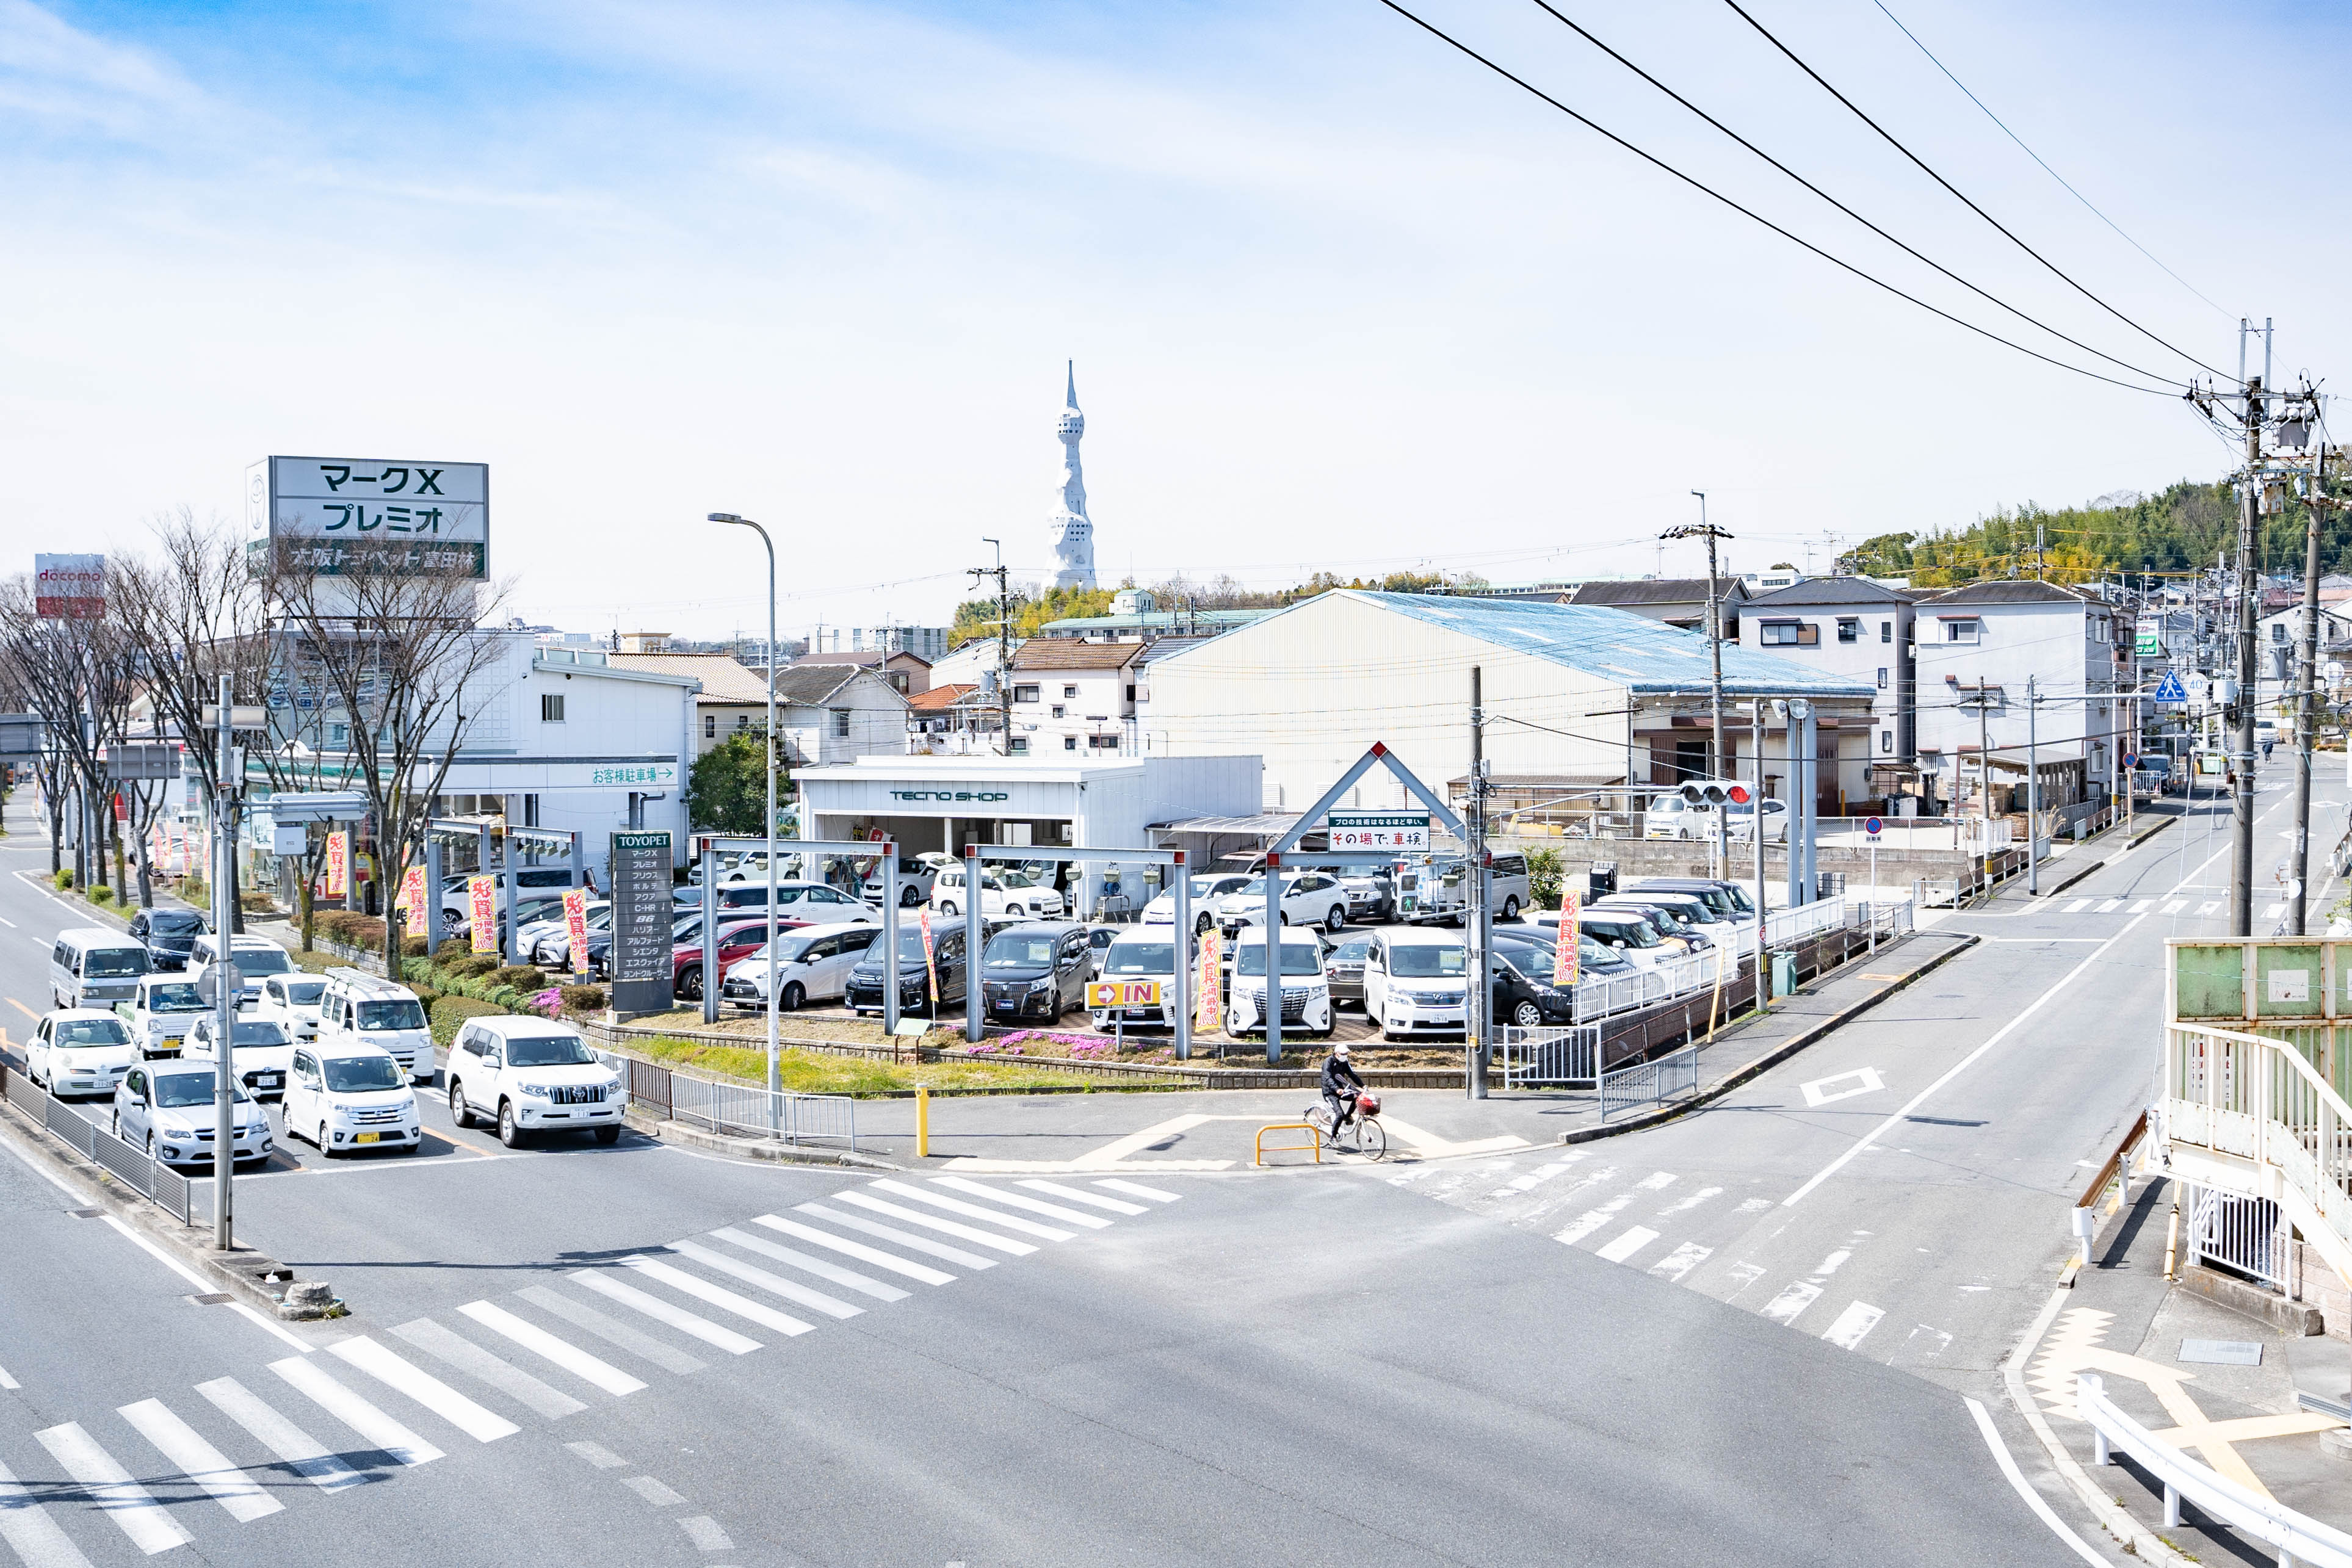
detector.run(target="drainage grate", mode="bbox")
[184,1293,233,1306]
[65,1207,102,1218]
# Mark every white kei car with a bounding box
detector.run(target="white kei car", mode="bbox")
[284,1042,421,1158]
[1209,873,1350,937]
[183,1015,299,1101]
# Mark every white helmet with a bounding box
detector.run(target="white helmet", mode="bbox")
[1334,1044,1351,1060]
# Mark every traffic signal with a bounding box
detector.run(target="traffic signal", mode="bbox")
[1679,781,1753,808]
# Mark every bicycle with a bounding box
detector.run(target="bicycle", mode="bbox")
[1304,1091,1387,1161]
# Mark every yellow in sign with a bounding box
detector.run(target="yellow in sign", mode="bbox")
[1086,980,1162,1010]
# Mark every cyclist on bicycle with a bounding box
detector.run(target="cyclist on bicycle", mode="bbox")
[1320,1043,1364,1137]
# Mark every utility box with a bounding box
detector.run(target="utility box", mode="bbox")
[1771,952,1798,997]
[1588,861,1619,898]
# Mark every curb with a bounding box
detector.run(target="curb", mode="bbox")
[2128,814,2180,851]
[2035,858,2107,900]
[627,1111,904,1170]
[1557,933,1983,1146]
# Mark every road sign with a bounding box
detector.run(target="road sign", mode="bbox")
[1864,817,1883,836]
[2124,753,2138,768]
[2152,671,2188,706]
[103,743,179,781]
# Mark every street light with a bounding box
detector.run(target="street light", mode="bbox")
[710,513,781,1108]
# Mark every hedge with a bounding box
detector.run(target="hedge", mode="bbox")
[430,995,507,1048]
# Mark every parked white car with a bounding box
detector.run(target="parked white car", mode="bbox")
[27,1010,139,1097]
[446,1016,625,1147]
[930,865,1065,920]
[1362,929,1468,1040]
[183,1015,299,1100]
[1226,934,1334,1038]
[117,975,209,1059]
[1142,873,1253,933]
[1090,928,1189,1029]
[285,1042,421,1158]
[863,852,953,908]
[253,973,327,1042]
[111,1062,272,1168]
[1641,795,1709,840]
[1210,873,1350,937]
[719,921,884,1011]
[1724,799,1790,843]
[316,969,434,1083]
[521,899,610,966]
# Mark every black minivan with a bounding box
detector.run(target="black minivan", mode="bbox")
[846,925,969,1017]
[127,908,211,970]
[978,922,1095,1024]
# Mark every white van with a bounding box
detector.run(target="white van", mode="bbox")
[1226,933,1333,1038]
[316,968,435,1085]
[1091,928,1189,1030]
[286,1041,420,1158]
[51,929,151,1012]
[188,934,297,1010]
[1363,928,1468,1040]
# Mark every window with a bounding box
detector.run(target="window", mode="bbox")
[1013,684,1040,704]
[1008,738,1030,754]
[1126,684,1137,703]
[1051,705,1065,718]
[1836,618,1859,643]
[1064,736,1077,751]
[1876,667,1888,689]
[734,714,750,732]
[1881,621,1892,643]
[1880,731,1893,753]
[703,714,716,739]
[1063,684,1079,699]
[1089,735,1118,749]
[829,709,850,738]
[2273,623,2287,642]
[540,694,565,723]
[1760,621,1817,646]
[1944,619,1981,644]
[328,721,350,745]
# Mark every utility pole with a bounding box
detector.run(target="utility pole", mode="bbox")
[2025,674,2039,895]
[1467,666,1488,1100]
[2290,381,2332,935]
[211,675,234,1251]
[1664,502,1734,878]
[971,540,1012,755]
[2229,318,2270,939]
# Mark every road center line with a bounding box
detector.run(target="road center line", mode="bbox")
[1784,914,2148,1207]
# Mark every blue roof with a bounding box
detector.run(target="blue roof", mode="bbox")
[1295,591,1875,699]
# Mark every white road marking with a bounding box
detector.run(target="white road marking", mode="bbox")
[624,1475,686,1507]
[1094,1178,1181,1202]
[1786,912,2152,1207]
[706,1227,908,1303]
[565,1440,628,1469]
[1016,1180,1147,1215]
[1962,1398,2107,1566]
[1723,1262,1767,1298]
[517,1285,710,1375]
[1595,1226,1659,1264]
[1659,1185,1723,1216]
[369,1324,564,1426]
[2163,901,2186,914]
[1762,1282,1822,1324]
[1635,1171,1677,1191]
[2062,899,2091,913]
[1801,1068,1884,1108]
[34,1422,192,1555]
[930,1176,1112,1228]
[2199,901,2220,914]
[2094,899,2121,912]
[270,1356,443,1466]
[679,1516,733,1552]
[820,1194,1030,1260]
[1555,1195,1632,1245]
[662,1240,860,1320]
[0,1451,96,1568]
[1650,1243,1711,1282]
[1735,1198,1773,1214]
[1820,1301,1885,1351]
[868,1180,1075,1241]
[0,1363,15,1390]
[1901,1325,1954,1362]
[1811,1249,1852,1279]
[465,1298,658,1388]
[758,1212,964,1281]
[2127,900,2151,914]
[118,1399,282,1522]
[195,1376,366,1491]
[2263,901,2285,918]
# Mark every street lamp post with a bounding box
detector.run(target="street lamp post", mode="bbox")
[710,514,781,1108]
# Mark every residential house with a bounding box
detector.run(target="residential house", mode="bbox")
[607,651,773,754]
[905,683,1004,754]
[1910,580,2126,817]
[1007,639,1147,757]
[789,648,932,697]
[1566,577,1750,638]
[1737,577,1916,795]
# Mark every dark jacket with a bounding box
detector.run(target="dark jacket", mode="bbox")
[1320,1055,1364,1096]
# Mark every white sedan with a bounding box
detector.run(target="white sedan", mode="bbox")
[27,1010,139,1099]
[1209,873,1351,936]
[1142,874,1253,933]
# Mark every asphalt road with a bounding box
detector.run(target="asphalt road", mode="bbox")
[1,775,2329,1566]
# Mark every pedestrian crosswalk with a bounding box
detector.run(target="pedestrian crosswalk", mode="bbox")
[2056,895,2219,920]
[0,1174,1182,1565]
[1384,1154,1961,1372]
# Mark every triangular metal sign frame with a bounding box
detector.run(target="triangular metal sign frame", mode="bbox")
[1267,742,1470,853]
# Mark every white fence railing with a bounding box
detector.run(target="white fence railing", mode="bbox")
[4,1068,203,1226]
[2079,1373,2352,1564]
[1497,1025,1599,1088]
[595,1049,858,1149]
[2184,1183,2289,1290]
[2164,1021,2352,1281]
[1560,897,1907,1027]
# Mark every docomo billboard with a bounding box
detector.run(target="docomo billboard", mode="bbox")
[34,555,104,619]
[247,457,487,578]
[1325,811,1430,854]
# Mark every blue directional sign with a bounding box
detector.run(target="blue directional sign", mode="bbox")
[2152,671,2188,707]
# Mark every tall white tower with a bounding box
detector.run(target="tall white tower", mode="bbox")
[1048,361,1097,591]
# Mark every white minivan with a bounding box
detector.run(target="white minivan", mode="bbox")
[316,969,434,1085]
[1225,933,1334,1038]
[51,929,151,1012]
[1091,928,1190,1030]
[285,1042,421,1158]
[188,935,297,1010]
[1363,928,1469,1040]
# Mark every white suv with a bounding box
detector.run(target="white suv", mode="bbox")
[446,1016,625,1148]
[316,969,433,1085]
[285,1042,421,1158]
[1210,873,1350,937]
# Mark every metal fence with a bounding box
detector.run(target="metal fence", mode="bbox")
[1497,1025,1600,1088]
[595,1050,858,1149]
[1600,1043,1699,1122]
[2,1068,200,1227]
[2184,1182,2289,1291]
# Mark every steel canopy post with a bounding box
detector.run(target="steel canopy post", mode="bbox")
[701,835,720,1026]
[1173,852,1191,1061]
[882,856,900,1038]
[1263,853,1281,1066]
[424,834,443,951]
[963,844,983,1042]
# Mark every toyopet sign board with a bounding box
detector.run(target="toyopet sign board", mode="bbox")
[1326,811,1430,853]
[609,830,675,1013]
[247,457,488,578]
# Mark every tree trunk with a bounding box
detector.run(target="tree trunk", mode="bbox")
[110,812,128,902]
[45,789,61,876]
[226,817,245,934]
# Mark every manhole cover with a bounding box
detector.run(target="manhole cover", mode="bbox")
[2180,1339,2262,1366]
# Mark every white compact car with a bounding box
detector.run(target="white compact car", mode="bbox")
[930,865,1065,920]
[446,1016,625,1148]
[1091,928,1189,1030]
[26,1010,139,1098]
[863,852,953,908]
[253,973,327,1041]
[1362,929,1469,1040]
[188,935,298,1010]
[1210,873,1350,937]
[1225,933,1334,1038]
[719,921,884,1011]
[117,975,209,1058]
[111,1063,272,1168]
[284,1042,421,1158]
[183,1015,299,1100]
[1141,874,1253,933]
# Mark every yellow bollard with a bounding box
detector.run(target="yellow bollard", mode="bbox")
[916,1084,929,1159]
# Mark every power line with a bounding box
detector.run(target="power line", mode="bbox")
[1519,0,2192,389]
[1372,0,2179,398]
[1867,0,2234,322]
[1715,0,2228,381]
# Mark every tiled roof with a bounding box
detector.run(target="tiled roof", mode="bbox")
[906,683,978,713]
[1745,577,1912,608]
[606,653,773,704]
[1568,577,1748,608]
[1010,640,1148,671]
[1913,580,2099,607]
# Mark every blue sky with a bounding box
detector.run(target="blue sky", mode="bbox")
[1,0,2342,640]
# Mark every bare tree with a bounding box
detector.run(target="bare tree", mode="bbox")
[0,576,140,896]
[259,554,513,974]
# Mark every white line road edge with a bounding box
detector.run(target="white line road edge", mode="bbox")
[1963,1398,2107,1566]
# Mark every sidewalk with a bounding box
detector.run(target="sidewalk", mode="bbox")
[2024,1174,2352,1564]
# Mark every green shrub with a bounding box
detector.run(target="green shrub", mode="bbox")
[52,869,74,891]
[1524,846,1563,908]
[401,933,431,958]
[240,891,276,914]
[178,875,207,906]
[488,965,546,992]
[560,984,608,1014]
[445,955,499,980]
[429,995,505,1048]
[88,885,117,907]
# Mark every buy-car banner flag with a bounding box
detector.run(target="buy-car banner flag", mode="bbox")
[395,864,426,926]
[1554,891,1580,986]
[468,874,498,953]
[1195,927,1221,1033]
[562,889,591,975]
[919,908,939,1016]
[324,830,349,897]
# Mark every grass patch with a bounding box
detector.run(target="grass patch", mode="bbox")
[631,1036,1100,1095]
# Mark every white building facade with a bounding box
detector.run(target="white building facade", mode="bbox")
[1911,580,2127,815]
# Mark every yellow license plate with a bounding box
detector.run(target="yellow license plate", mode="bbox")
[353,1132,383,1144]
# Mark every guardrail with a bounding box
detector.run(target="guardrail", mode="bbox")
[1497,1025,1600,1088]
[2078,1372,2352,1564]
[2164,1020,2352,1287]
[1254,1122,1322,1166]
[593,1050,858,1149]
[2,1067,201,1226]
[1600,1042,1699,1122]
